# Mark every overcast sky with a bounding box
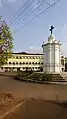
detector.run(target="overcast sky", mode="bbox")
[0,0,67,56]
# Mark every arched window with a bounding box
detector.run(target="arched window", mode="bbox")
[20,62,22,65]
[61,56,64,58]
[23,67,25,69]
[23,56,25,59]
[26,56,28,59]
[9,62,11,64]
[13,62,15,65]
[16,56,18,59]
[1,67,3,69]
[20,56,22,59]
[33,57,35,59]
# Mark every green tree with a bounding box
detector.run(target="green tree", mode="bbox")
[0,16,13,66]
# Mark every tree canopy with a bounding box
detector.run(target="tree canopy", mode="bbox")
[0,16,13,66]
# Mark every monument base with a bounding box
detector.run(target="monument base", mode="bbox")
[43,73,64,81]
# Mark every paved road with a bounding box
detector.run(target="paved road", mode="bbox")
[3,100,67,119]
[0,75,67,100]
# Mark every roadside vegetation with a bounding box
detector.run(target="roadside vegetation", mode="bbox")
[0,16,13,67]
[16,71,64,83]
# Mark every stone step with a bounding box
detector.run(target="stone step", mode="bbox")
[60,73,67,80]
[51,74,64,81]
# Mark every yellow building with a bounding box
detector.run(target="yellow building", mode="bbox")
[2,52,43,72]
[0,52,65,72]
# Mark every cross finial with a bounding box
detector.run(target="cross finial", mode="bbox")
[50,26,54,35]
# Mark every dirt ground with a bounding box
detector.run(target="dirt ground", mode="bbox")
[0,74,67,119]
[0,92,23,118]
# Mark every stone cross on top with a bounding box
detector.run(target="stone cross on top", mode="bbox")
[50,26,54,35]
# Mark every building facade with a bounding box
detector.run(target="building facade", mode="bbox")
[1,52,43,72]
[0,52,65,72]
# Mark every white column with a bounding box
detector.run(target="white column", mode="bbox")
[42,35,61,73]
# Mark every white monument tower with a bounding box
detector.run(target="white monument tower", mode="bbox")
[42,26,61,73]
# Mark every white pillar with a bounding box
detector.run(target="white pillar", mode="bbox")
[42,34,61,73]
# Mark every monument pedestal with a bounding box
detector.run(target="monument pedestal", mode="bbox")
[42,26,61,73]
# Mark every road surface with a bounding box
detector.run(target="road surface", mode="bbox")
[0,75,67,100]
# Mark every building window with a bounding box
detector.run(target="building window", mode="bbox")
[35,62,37,64]
[23,67,25,69]
[36,67,37,69]
[29,57,31,59]
[23,62,25,64]
[62,68,64,72]
[9,62,11,64]
[61,56,64,58]
[32,67,34,70]
[23,56,25,59]
[33,57,35,59]
[41,62,43,65]
[61,60,64,66]
[1,67,3,69]
[29,62,31,64]
[13,62,15,65]
[31,57,33,59]
[26,56,28,59]
[16,62,18,64]
[32,62,34,64]
[26,62,28,64]
[20,62,22,65]
[38,62,40,64]
[20,56,22,59]
[16,56,18,59]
